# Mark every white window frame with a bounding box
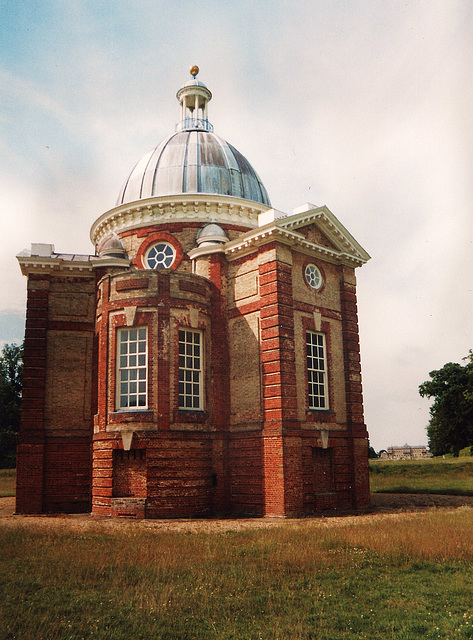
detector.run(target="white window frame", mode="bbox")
[117,327,148,410]
[178,328,203,410]
[306,330,329,410]
[305,263,323,290]
[145,242,176,269]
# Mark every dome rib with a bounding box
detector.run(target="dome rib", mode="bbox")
[118,130,270,207]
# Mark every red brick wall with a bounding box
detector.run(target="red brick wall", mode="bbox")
[42,439,91,512]
[146,434,213,518]
[16,274,49,513]
[113,449,147,498]
[229,433,264,516]
[16,272,95,514]
[340,269,370,509]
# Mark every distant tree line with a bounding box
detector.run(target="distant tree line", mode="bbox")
[0,343,23,468]
[419,351,473,457]
[368,441,378,459]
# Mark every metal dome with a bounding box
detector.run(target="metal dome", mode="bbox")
[117,68,271,208]
[195,223,229,247]
[117,130,271,207]
[98,233,128,259]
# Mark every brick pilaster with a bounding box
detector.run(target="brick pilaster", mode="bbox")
[340,269,370,508]
[209,254,231,513]
[259,245,301,516]
[156,271,171,430]
[15,275,50,513]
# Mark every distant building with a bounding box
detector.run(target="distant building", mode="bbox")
[15,68,371,518]
[380,445,430,460]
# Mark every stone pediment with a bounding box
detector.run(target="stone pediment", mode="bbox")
[222,204,370,267]
[278,204,370,266]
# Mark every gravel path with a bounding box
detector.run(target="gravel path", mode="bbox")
[1,494,473,534]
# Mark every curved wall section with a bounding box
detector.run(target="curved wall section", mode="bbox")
[92,268,228,518]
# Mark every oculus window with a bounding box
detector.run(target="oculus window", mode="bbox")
[117,327,147,409]
[178,329,203,410]
[306,330,328,409]
[145,242,175,269]
[305,263,323,290]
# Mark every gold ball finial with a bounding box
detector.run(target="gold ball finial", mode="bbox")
[190,65,199,78]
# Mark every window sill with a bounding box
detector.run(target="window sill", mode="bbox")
[109,410,155,424]
[173,410,208,424]
[306,409,336,424]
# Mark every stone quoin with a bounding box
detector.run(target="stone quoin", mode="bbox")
[16,67,371,518]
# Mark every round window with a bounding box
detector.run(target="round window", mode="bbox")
[305,263,323,290]
[145,242,175,269]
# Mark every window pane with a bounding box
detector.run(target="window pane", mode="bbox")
[117,327,147,410]
[178,329,203,410]
[307,331,328,410]
[146,242,176,269]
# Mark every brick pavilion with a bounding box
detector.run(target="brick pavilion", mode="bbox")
[16,67,371,518]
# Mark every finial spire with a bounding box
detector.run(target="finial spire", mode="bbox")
[190,65,199,78]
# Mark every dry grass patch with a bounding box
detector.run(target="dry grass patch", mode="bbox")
[2,508,473,639]
[0,468,15,497]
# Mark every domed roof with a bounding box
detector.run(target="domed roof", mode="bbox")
[117,68,271,208]
[117,130,271,207]
[98,233,128,259]
[195,223,229,247]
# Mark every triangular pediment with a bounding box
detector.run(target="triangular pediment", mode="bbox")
[291,222,339,252]
[276,204,371,266]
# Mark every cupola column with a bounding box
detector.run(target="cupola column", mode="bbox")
[176,65,213,133]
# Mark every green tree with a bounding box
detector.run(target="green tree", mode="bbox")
[0,343,23,468]
[419,352,473,456]
[368,440,378,459]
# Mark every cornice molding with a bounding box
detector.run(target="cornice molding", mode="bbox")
[17,255,131,277]
[17,256,95,277]
[90,194,269,248]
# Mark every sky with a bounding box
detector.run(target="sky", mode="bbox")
[1,0,472,451]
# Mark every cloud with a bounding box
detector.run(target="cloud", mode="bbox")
[0,0,472,451]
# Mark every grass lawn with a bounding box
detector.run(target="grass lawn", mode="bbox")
[1,510,473,639]
[0,468,15,497]
[370,458,473,495]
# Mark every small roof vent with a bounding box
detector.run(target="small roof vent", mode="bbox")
[195,223,229,247]
[98,234,128,259]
